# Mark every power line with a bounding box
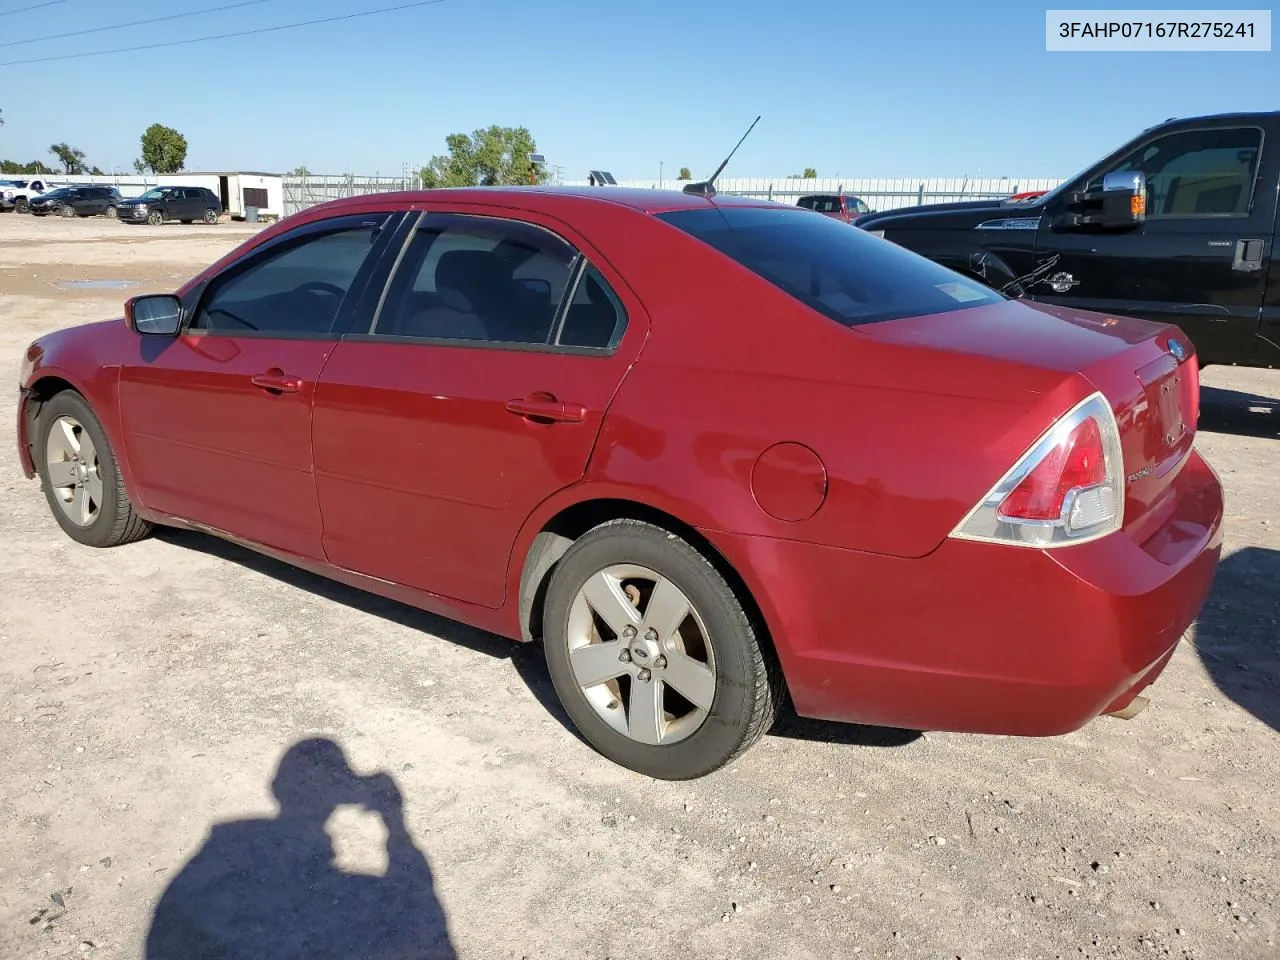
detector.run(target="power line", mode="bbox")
[0,0,66,17]
[2,0,280,49]
[0,0,446,66]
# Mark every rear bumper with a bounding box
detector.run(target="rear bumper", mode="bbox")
[704,449,1224,735]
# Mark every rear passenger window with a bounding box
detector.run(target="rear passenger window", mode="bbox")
[373,214,582,346]
[557,265,627,349]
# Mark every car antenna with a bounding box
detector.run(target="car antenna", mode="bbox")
[682,115,761,198]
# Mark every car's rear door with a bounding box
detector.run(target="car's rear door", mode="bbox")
[312,207,648,608]
[117,210,404,558]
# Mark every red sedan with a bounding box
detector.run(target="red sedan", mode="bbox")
[15,187,1223,780]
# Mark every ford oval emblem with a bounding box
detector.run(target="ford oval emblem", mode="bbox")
[1168,339,1188,362]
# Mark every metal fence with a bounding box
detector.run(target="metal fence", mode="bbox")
[34,172,1064,218]
[42,174,157,199]
[562,176,1067,211]
[283,175,421,217]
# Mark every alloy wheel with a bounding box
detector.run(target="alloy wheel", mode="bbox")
[566,563,717,746]
[45,415,102,527]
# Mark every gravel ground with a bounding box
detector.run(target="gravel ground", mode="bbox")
[1,213,1277,960]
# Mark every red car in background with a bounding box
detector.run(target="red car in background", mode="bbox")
[796,191,872,222]
[16,186,1223,780]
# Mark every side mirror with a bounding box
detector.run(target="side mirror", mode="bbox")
[1059,171,1147,231]
[126,294,183,336]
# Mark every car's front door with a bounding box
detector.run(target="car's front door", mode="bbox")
[117,211,402,558]
[1032,123,1275,365]
[312,208,646,607]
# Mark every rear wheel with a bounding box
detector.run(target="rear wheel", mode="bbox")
[542,519,782,780]
[147,209,163,226]
[35,391,153,548]
[203,208,219,224]
[104,205,118,219]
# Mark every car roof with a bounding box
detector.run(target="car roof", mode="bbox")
[312,185,782,217]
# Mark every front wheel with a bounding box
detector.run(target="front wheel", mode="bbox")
[15,197,30,213]
[60,204,76,218]
[542,519,782,780]
[147,209,164,226]
[35,391,153,548]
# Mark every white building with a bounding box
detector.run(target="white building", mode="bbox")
[156,171,284,220]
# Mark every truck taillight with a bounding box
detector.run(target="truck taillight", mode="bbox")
[950,392,1124,548]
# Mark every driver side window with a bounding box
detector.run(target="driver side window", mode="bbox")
[1088,127,1262,218]
[190,224,382,335]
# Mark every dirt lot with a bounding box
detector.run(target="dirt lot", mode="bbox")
[0,212,1276,960]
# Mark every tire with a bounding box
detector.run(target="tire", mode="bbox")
[104,205,118,219]
[542,518,782,780]
[15,196,30,214]
[34,391,153,548]
[203,208,219,224]
[60,204,76,218]
[147,209,164,226]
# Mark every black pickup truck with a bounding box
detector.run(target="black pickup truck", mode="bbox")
[855,112,1280,370]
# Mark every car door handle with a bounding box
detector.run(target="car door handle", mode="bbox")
[505,395,587,423]
[1232,238,1265,272]
[251,371,303,394]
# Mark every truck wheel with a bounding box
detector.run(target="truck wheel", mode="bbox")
[15,197,30,214]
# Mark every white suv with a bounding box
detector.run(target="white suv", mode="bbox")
[1,178,51,213]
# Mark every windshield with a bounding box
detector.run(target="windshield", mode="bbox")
[657,205,1004,327]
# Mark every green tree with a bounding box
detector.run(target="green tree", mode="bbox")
[802,166,817,178]
[677,166,692,180]
[419,125,547,188]
[288,164,312,177]
[136,123,188,174]
[1,159,55,174]
[50,142,86,174]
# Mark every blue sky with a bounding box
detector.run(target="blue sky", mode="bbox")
[0,0,1274,179]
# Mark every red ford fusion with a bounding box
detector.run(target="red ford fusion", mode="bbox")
[15,187,1223,779]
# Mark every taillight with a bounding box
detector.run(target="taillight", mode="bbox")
[950,392,1124,548]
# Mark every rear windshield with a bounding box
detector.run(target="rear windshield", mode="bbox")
[657,206,1003,327]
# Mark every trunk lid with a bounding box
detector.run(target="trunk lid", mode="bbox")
[859,299,1200,540]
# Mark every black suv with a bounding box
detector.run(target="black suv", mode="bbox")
[118,185,223,225]
[28,186,124,218]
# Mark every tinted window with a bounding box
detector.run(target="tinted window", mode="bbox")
[657,206,1003,327]
[803,196,841,214]
[373,214,579,345]
[557,265,627,349]
[191,223,383,335]
[1091,127,1262,217]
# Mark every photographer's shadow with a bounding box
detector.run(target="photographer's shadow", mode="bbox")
[146,737,457,959]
